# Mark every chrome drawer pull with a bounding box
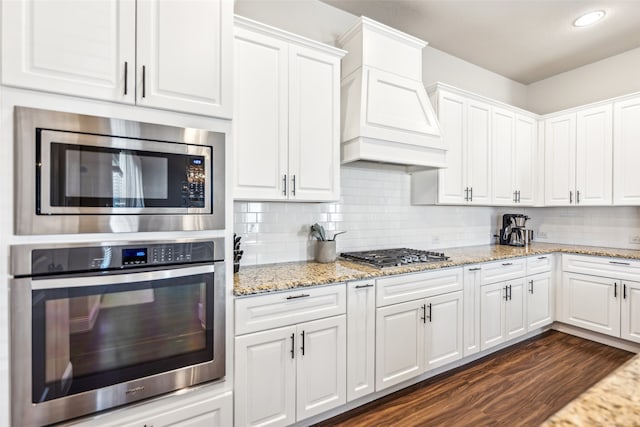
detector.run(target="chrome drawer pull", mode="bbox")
[355,284,374,289]
[502,262,513,266]
[286,293,310,300]
[468,267,482,271]
[609,261,631,266]
[537,256,547,260]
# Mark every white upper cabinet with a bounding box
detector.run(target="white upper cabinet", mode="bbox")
[2,0,136,103]
[233,17,345,202]
[613,96,640,205]
[545,104,612,206]
[2,0,232,118]
[491,107,516,205]
[545,113,577,206]
[575,104,613,205]
[466,100,493,205]
[492,108,537,206]
[136,0,232,117]
[434,90,467,204]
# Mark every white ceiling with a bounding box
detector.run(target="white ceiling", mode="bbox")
[322,0,640,84]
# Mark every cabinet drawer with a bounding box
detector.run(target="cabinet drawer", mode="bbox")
[527,254,553,275]
[235,284,346,335]
[563,254,640,281]
[376,268,463,307]
[480,258,526,285]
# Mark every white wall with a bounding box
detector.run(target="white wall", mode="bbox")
[527,47,640,114]
[423,46,529,109]
[235,164,498,266]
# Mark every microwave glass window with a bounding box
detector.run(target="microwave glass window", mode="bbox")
[48,142,207,210]
[65,150,169,204]
[32,274,214,403]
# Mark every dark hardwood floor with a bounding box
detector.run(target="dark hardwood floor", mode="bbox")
[316,331,634,427]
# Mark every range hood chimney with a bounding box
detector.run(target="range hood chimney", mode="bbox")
[338,17,445,169]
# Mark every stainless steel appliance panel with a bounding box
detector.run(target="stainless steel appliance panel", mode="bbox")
[10,238,225,426]
[15,106,226,234]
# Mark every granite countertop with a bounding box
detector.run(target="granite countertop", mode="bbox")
[233,242,640,296]
[542,354,640,426]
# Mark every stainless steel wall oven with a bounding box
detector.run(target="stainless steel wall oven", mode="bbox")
[10,238,225,426]
[15,107,226,234]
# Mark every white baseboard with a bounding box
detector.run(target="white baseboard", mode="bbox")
[551,322,640,353]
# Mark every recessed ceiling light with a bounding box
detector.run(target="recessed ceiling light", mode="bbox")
[573,10,606,27]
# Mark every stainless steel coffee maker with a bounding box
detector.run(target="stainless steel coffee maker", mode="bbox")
[499,214,532,246]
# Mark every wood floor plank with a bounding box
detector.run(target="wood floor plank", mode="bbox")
[315,331,634,427]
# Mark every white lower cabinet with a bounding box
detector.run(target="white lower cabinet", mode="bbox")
[235,316,346,426]
[463,266,482,357]
[621,280,640,343]
[480,278,526,351]
[346,280,376,402]
[235,284,347,426]
[375,291,463,391]
[561,270,640,343]
[526,271,553,330]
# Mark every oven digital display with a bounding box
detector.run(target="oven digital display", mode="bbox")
[122,248,147,265]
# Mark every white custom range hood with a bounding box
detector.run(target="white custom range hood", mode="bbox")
[338,17,445,169]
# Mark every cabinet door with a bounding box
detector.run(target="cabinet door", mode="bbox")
[526,272,553,330]
[1,0,135,103]
[233,27,289,200]
[613,96,640,205]
[375,299,425,391]
[514,114,537,205]
[136,0,232,117]
[467,100,492,204]
[545,114,576,206]
[505,278,526,340]
[288,45,341,201]
[621,280,640,344]
[575,104,613,205]
[424,291,463,371]
[463,266,482,357]
[296,315,346,421]
[436,91,467,204]
[235,327,296,427]
[562,272,620,337]
[480,282,506,351]
[346,281,375,402]
[491,107,516,205]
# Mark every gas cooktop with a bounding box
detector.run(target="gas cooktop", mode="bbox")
[340,248,449,268]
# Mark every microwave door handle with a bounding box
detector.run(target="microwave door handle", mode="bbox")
[29,264,215,291]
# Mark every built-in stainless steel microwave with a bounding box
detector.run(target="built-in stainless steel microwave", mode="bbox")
[15,107,225,234]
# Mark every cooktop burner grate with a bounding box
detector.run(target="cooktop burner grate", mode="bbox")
[340,248,449,268]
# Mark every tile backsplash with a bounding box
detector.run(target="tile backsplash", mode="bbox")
[235,163,640,266]
[235,164,497,266]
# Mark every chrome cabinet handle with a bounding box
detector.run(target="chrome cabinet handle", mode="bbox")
[464,187,469,201]
[609,261,630,266]
[538,256,547,260]
[569,190,573,204]
[529,279,534,294]
[292,175,296,196]
[509,285,512,300]
[513,191,517,203]
[124,61,128,95]
[502,262,513,266]
[614,282,618,298]
[517,191,521,203]
[286,293,310,300]
[421,304,427,323]
[468,267,482,271]
[470,187,473,202]
[142,65,146,98]
[283,174,287,196]
[576,190,580,204]
[355,283,374,289]
[300,330,305,355]
[427,303,432,322]
[624,284,627,300]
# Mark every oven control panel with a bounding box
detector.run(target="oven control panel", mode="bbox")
[31,241,216,275]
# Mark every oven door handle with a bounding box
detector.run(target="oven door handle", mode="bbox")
[30,264,216,290]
